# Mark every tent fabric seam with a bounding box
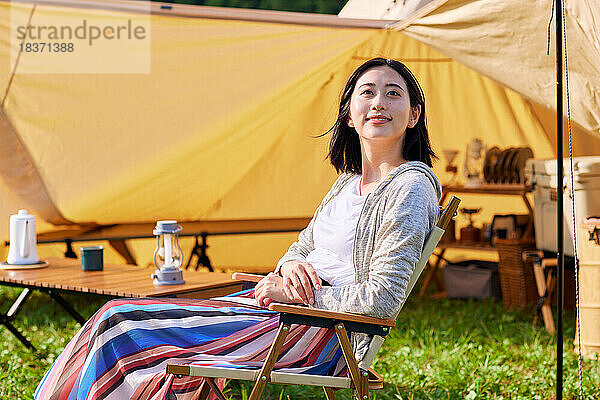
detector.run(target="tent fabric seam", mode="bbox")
[1,4,35,108]
[389,0,450,31]
[27,0,398,29]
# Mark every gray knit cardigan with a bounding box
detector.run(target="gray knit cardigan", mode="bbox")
[275,161,442,361]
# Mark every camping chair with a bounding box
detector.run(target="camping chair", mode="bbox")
[523,250,558,334]
[166,196,461,400]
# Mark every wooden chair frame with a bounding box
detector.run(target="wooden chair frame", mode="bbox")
[167,196,461,400]
[523,250,558,334]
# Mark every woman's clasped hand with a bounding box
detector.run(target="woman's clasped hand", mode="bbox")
[254,273,290,307]
[280,260,322,305]
[254,260,322,307]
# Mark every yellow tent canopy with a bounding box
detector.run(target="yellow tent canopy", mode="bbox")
[1,0,598,270]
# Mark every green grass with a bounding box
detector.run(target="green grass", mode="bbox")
[1,286,598,399]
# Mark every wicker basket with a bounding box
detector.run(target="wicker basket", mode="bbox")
[495,239,537,309]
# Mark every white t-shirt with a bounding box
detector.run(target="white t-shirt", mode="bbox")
[306,175,366,287]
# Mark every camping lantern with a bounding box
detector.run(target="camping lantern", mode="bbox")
[151,220,185,285]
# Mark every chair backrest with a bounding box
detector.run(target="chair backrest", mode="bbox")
[358,196,460,369]
[393,195,460,319]
[392,226,444,318]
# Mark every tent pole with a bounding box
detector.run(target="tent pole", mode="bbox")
[555,0,564,399]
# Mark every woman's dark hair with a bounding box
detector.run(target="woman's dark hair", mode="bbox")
[326,58,437,173]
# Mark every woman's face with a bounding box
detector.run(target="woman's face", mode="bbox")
[348,65,420,145]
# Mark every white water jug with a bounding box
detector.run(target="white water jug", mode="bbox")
[7,209,39,265]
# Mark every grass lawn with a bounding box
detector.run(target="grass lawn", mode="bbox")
[1,285,599,399]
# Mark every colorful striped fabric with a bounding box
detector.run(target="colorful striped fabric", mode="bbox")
[35,290,345,400]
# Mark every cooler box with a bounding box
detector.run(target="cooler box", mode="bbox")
[524,156,600,256]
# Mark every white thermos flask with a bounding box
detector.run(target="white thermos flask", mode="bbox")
[7,209,40,265]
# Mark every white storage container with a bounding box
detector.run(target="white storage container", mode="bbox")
[524,156,600,257]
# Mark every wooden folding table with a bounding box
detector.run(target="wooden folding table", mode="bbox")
[0,257,242,350]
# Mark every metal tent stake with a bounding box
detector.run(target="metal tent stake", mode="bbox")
[555,0,564,399]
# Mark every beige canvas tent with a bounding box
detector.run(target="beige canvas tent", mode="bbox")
[1,0,599,270]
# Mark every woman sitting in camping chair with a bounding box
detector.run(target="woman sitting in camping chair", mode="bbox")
[35,58,441,400]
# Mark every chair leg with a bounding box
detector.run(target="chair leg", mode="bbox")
[248,323,291,400]
[205,378,227,400]
[196,380,211,400]
[533,260,556,334]
[323,387,336,400]
[532,261,546,328]
[334,323,369,400]
[542,273,556,334]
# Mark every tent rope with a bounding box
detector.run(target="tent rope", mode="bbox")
[561,1,585,398]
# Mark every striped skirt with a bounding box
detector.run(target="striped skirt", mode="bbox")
[34,290,345,400]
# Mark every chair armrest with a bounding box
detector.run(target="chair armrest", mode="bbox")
[268,303,395,327]
[231,273,265,283]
